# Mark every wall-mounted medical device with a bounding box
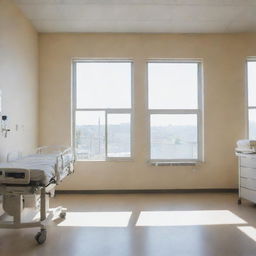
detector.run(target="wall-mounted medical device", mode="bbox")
[1,115,11,138]
[0,90,11,138]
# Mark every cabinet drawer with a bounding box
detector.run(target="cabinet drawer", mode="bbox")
[240,156,256,168]
[240,167,256,179]
[240,187,256,203]
[241,177,256,190]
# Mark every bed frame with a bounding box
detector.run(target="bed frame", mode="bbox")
[0,146,74,244]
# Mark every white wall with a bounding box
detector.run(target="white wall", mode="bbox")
[0,0,38,161]
[39,33,255,190]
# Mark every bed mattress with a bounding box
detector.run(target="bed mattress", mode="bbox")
[0,154,59,185]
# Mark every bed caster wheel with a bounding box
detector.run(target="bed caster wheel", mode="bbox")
[59,212,66,218]
[238,199,242,205]
[35,229,47,244]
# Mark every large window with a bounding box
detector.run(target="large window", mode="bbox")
[148,61,203,162]
[247,60,256,139]
[73,61,132,161]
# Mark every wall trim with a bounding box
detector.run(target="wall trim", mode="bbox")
[56,188,238,194]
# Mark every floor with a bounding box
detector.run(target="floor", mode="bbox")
[1,192,256,256]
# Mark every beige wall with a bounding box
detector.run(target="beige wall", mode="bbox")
[0,0,38,161]
[39,33,256,190]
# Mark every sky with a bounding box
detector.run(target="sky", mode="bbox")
[76,111,130,126]
[76,62,131,109]
[148,62,198,110]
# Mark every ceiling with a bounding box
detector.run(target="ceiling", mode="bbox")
[13,0,256,33]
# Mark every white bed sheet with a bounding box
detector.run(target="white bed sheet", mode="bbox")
[0,154,58,185]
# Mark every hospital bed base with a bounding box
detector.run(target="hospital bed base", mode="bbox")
[0,184,66,244]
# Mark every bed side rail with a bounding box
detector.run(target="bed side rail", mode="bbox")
[0,168,30,185]
[57,148,75,183]
[36,146,75,184]
[36,146,70,155]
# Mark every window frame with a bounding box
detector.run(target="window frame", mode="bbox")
[246,58,256,139]
[146,59,203,163]
[72,59,134,162]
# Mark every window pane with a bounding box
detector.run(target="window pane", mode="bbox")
[76,62,131,109]
[75,111,105,160]
[248,62,256,107]
[107,114,131,157]
[148,63,198,109]
[150,114,198,160]
[249,109,256,139]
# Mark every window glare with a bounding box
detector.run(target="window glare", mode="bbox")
[76,62,131,109]
[148,63,198,109]
[248,62,256,107]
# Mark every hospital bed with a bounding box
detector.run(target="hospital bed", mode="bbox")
[0,146,75,244]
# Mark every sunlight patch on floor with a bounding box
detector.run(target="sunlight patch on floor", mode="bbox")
[238,226,256,242]
[58,211,132,227]
[136,210,247,226]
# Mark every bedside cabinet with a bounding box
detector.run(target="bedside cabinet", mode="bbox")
[237,153,256,204]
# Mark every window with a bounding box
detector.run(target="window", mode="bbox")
[247,60,256,139]
[73,61,132,161]
[147,61,203,162]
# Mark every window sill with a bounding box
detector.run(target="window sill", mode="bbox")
[76,158,135,163]
[150,161,202,166]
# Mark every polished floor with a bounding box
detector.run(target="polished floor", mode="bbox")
[1,192,256,256]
